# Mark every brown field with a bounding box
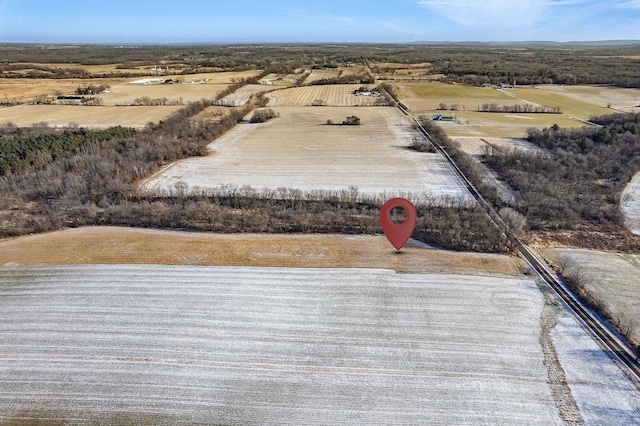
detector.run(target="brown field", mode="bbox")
[0,77,126,104]
[371,62,433,81]
[190,106,237,122]
[534,85,640,113]
[99,82,229,105]
[258,72,303,86]
[161,70,261,84]
[8,62,162,75]
[142,106,471,199]
[217,84,275,106]
[0,226,524,275]
[0,104,180,128]
[267,84,384,106]
[303,69,341,84]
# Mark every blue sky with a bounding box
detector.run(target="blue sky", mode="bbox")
[1,0,639,43]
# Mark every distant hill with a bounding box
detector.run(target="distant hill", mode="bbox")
[409,40,640,46]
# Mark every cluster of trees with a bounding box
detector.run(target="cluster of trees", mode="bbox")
[409,136,436,153]
[0,126,137,176]
[308,73,375,86]
[481,114,640,250]
[249,109,278,123]
[75,84,110,95]
[132,96,185,106]
[477,103,561,114]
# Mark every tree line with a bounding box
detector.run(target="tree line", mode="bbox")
[0,98,506,253]
[477,103,561,114]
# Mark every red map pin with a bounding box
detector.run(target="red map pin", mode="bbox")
[380,198,417,251]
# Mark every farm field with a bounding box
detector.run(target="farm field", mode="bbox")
[440,110,585,138]
[0,77,126,104]
[99,82,229,105]
[394,82,531,112]
[142,106,472,200]
[510,88,613,120]
[0,227,523,275]
[258,72,303,86]
[1,263,634,424]
[218,84,275,106]
[0,104,180,128]
[303,69,341,84]
[267,84,383,106]
[452,137,540,156]
[6,62,162,75]
[542,248,640,346]
[538,85,640,113]
[161,70,261,84]
[622,172,640,235]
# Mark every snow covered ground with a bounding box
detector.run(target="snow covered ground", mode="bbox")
[0,265,637,424]
[622,172,640,235]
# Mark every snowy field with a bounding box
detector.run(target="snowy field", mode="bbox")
[141,107,472,201]
[622,171,640,235]
[1,265,638,424]
[0,265,553,424]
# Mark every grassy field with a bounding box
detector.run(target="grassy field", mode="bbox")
[0,227,523,275]
[142,106,472,200]
[537,85,640,113]
[436,110,585,138]
[511,88,613,120]
[395,82,528,112]
[0,264,557,424]
[267,84,383,106]
[0,104,181,128]
[542,248,640,346]
[622,172,640,235]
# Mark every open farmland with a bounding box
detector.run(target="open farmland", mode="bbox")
[259,72,303,86]
[161,70,261,84]
[0,104,180,128]
[510,87,613,120]
[142,106,471,200]
[537,85,640,113]
[441,111,585,138]
[6,62,164,75]
[218,84,275,106]
[542,248,640,347]
[394,82,531,112]
[267,84,384,106]
[622,172,640,235]
[0,77,126,104]
[452,137,540,156]
[0,265,576,424]
[98,81,229,105]
[0,227,523,275]
[1,262,637,424]
[303,69,341,84]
